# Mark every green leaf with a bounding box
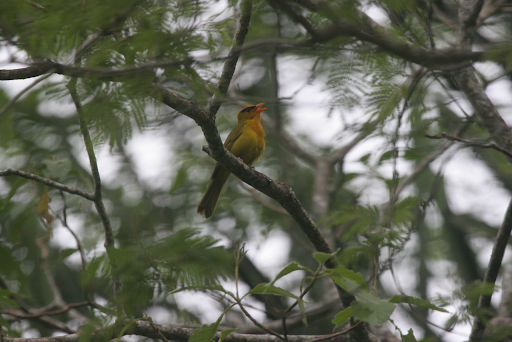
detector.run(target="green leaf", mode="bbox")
[4,177,29,201]
[325,265,368,291]
[351,300,396,326]
[219,328,237,341]
[170,165,188,195]
[169,285,233,296]
[359,153,371,164]
[114,320,138,342]
[82,257,103,287]
[250,283,306,319]
[56,248,79,263]
[298,297,307,326]
[313,252,334,264]
[389,295,448,313]
[270,262,311,285]
[400,329,417,342]
[379,150,395,163]
[188,322,219,342]
[332,307,352,329]
[0,289,20,307]
[249,283,301,300]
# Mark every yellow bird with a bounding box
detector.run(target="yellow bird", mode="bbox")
[197,103,267,218]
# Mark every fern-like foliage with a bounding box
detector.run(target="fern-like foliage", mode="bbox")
[326,50,406,121]
[103,228,233,315]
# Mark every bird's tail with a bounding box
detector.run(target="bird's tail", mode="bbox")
[197,164,231,218]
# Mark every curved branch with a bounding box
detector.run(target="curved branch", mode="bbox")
[0,65,53,80]
[270,0,484,69]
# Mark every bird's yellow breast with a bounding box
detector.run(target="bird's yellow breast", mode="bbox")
[228,119,265,167]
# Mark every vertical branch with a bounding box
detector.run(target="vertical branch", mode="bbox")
[454,0,512,337]
[469,198,512,341]
[497,264,512,318]
[207,0,253,118]
[311,157,330,222]
[67,79,124,315]
[59,192,87,272]
[269,8,282,132]
[458,0,485,44]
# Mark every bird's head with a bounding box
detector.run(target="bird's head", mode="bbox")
[237,103,267,121]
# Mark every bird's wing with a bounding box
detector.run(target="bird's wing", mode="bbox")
[223,123,244,151]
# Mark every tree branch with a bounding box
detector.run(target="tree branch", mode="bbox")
[0,40,484,84]
[469,198,512,340]
[497,264,512,318]
[272,0,484,69]
[2,320,367,342]
[34,235,88,322]
[0,277,76,334]
[150,84,363,323]
[0,169,95,200]
[458,0,485,43]
[0,71,54,119]
[67,79,124,315]
[452,69,512,152]
[1,302,90,319]
[207,0,253,117]
[426,132,512,159]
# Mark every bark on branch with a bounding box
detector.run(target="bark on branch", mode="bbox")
[3,320,372,342]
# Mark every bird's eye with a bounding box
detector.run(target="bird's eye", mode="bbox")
[243,106,254,112]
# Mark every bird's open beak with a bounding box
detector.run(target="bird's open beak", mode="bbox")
[254,103,267,113]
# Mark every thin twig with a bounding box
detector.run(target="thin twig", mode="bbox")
[283,265,324,315]
[425,132,512,159]
[147,316,171,342]
[0,276,75,334]
[58,192,87,271]
[233,247,285,341]
[0,168,95,200]
[72,0,143,62]
[67,78,124,315]
[1,302,90,319]
[35,205,89,323]
[308,321,363,342]
[35,235,66,307]
[393,119,472,197]
[236,300,286,341]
